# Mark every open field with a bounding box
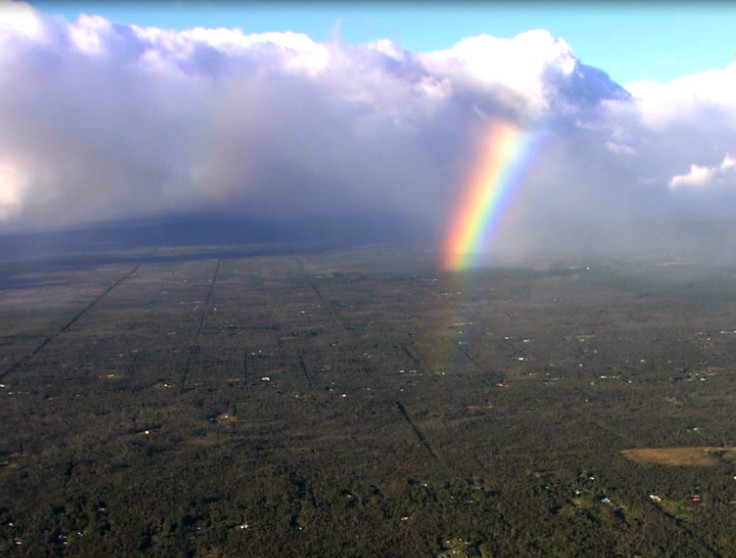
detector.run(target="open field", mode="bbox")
[622,447,736,467]
[2,242,736,556]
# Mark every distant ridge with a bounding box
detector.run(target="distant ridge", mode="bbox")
[0,211,436,259]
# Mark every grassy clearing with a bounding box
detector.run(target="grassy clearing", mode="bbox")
[621,447,736,466]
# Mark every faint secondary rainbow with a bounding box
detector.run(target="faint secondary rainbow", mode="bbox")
[442,119,546,271]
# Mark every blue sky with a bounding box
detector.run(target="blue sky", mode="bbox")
[27,1,736,85]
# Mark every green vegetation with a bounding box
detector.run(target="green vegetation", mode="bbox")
[1,244,736,556]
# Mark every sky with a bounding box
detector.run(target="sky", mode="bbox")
[26,1,736,85]
[1,1,736,264]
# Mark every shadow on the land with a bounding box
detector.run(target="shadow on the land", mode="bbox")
[0,213,434,290]
[0,245,340,290]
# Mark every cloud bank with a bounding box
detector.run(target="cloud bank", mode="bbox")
[1,2,736,262]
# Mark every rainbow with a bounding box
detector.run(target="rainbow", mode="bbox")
[442,119,546,271]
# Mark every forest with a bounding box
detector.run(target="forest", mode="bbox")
[2,240,736,556]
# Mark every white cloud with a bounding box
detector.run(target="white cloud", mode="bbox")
[0,1,44,41]
[626,66,736,130]
[1,3,736,262]
[68,14,111,56]
[669,154,736,189]
[417,29,577,118]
